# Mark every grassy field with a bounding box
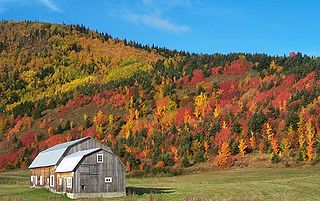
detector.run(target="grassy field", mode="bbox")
[1,167,320,201]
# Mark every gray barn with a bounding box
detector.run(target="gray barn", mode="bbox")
[29,137,126,199]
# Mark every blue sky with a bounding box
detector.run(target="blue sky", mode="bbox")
[0,0,319,56]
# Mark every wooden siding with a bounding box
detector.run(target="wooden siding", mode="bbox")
[66,138,112,156]
[30,166,55,188]
[73,150,125,194]
[55,172,74,193]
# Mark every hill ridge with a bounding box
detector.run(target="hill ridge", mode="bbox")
[0,21,319,171]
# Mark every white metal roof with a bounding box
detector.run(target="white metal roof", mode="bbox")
[42,137,89,152]
[55,148,101,173]
[28,137,89,169]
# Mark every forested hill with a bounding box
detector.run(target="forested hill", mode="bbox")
[0,21,319,171]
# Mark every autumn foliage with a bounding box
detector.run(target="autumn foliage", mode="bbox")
[0,21,319,171]
[215,142,231,167]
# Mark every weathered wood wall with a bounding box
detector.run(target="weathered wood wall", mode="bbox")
[55,172,74,193]
[30,166,55,188]
[73,149,125,194]
[67,138,112,155]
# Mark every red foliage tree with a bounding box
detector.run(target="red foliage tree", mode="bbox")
[58,94,91,115]
[175,106,195,127]
[213,127,231,146]
[92,89,114,106]
[45,135,67,148]
[0,151,18,170]
[82,127,98,138]
[109,93,126,107]
[211,66,223,76]
[190,69,204,86]
[20,131,36,148]
[292,72,316,92]
[280,74,295,88]
[223,59,251,75]
[219,80,238,101]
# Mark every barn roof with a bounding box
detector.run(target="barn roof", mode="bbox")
[55,148,101,173]
[28,137,90,169]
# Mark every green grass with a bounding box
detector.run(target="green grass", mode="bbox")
[1,167,320,200]
[0,170,70,201]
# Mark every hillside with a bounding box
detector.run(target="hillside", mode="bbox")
[0,21,319,172]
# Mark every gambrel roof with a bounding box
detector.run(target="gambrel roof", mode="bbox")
[29,137,90,168]
[55,148,101,173]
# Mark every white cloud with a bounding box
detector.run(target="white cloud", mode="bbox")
[140,14,190,33]
[0,0,61,12]
[114,0,191,34]
[38,0,60,12]
[142,0,153,6]
[125,12,190,33]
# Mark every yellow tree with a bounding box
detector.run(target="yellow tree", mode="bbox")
[249,131,256,151]
[280,137,291,156]
[122,108,135,139]
[93,110,106,126]
[134,109,140,119]
[47,127,54,136]
[83,113,88,121]
[215,142,231,167]
[306,120,315,161]
[213,105,220,119]
[194,92,208,120]
[297,111,305,149]
[287,124,295,144]
[266,123,278,154]
[269,60,283,72]
[93,110,106,132]
[222,121,227,129]
[297,109,306,160]
[192,139,201,153]
[238,138,247,157]
[108,114,114,125]
[266,122,274,141]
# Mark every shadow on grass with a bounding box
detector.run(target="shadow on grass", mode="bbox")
[126,187,174,195]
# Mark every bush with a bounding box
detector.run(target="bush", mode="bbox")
[212,144,219,156]
[289,150,296,158]
[159,153,174,166]
[231,141,239,155]
[248,110,267,133]
[181,157,191,167]
[55,124,64,134]
[296,149,305,162]
[194,150,206,163]
[269,152,280,163]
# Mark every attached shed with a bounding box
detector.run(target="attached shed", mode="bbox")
[29,137,126,199]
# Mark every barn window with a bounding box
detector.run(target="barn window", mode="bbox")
[104,177,112,183]
[97,154,103,163]
[34,176,38,185]
[49,175,54,187]
[30,176,33,183]
[40,176,43,186]
[67,177,72,189]
[81,184,86,191]
[59,177,62,186]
